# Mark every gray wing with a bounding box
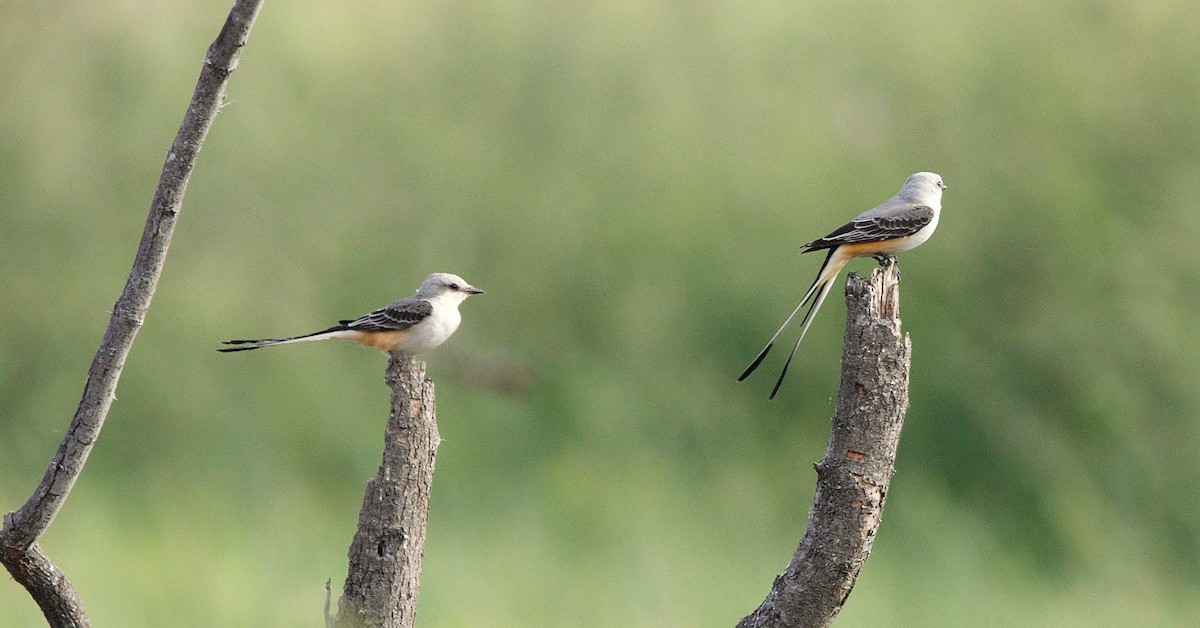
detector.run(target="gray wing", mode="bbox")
[801,204,934,252]
[340,297,433,332]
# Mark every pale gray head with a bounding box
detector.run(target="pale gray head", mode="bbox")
[415,272,484,300]
[898,172,947,203]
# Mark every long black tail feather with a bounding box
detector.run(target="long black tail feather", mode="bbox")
[217,325,346,353]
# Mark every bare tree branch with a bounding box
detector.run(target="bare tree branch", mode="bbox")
[0,544,87,628]
[334,357,441,628]
[738,263,911,628]
[1,2,265,625]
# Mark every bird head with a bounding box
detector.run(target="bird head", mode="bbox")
[417,273,485,301]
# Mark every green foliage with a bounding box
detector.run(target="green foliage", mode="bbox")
[3,1,1199,625]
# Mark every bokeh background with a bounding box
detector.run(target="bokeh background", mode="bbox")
[3,1,1198,626]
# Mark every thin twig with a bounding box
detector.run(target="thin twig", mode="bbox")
[324,578,335,628]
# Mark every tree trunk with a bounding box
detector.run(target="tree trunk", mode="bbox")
[334,357,440,628]
[738,263,911,628]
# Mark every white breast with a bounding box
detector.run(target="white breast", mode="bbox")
[402,305,462,355]
[876,205,940,255]
[898,207,940,252]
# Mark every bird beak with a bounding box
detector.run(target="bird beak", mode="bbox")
[465,286,485,295]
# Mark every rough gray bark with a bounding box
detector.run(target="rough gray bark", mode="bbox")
[0,544,86,628]
[0,3,265,626]
[334,357,441,628]
[738,263,911,628]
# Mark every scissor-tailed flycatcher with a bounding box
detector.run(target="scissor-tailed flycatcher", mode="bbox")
[739,172,947,399]
[219,272,484,356]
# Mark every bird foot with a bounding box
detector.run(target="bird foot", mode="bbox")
[873,254,900,279]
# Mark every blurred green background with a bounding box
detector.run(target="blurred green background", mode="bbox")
[3,1,1198,626]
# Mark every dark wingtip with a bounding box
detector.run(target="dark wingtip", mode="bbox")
[738,343,773,381]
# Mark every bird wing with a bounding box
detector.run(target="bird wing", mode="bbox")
[801,204,934,252]
[340,298,433,332]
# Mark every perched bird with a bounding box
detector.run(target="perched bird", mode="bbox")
[219,272,483,356]
[739,172,946,398]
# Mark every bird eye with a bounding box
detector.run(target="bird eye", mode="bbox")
[449,283,460,290]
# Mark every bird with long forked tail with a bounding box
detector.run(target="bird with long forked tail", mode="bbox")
[739,172,946,399]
